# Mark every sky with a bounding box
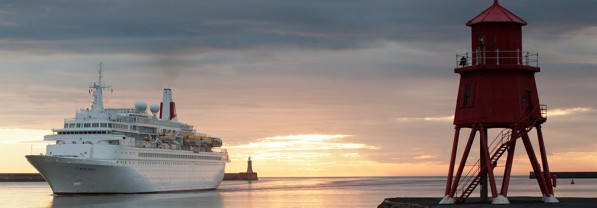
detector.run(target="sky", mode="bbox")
[0,0,596,177]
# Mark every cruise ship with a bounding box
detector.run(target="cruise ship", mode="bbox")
[26,66,229,194]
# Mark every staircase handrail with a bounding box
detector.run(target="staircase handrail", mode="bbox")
[456,159,481,197]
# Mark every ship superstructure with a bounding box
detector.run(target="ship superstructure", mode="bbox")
[26,66,229,194]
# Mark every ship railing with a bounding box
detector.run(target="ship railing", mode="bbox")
[108,115,192,129]
[135,141,157,148]
[456,50,538,67]
[105,108,137,114]
[136,117,152,124]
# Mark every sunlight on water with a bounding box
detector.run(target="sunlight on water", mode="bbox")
[0,182,53,208]
[1,176,595,208]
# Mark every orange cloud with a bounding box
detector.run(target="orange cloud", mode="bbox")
[396,115,454,122]
[224,134,385,176]
[548,107,592,117]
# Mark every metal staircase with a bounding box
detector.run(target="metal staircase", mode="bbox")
[455,105,546,203]
[455,129,512,203]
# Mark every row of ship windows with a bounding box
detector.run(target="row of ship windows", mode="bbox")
[58,131,111,135]
[117,160,220,166]
[65,123,110,128]
[138,152,221,161]
[64,123,135,130]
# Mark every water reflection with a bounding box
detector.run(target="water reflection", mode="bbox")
[3,177,596,208]
[51,191,223,208]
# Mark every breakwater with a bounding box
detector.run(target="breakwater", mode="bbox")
[0,173,45,182]
[223,172,258,181]
[529,172,597,179]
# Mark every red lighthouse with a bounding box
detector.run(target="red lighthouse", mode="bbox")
[440,1,558,204]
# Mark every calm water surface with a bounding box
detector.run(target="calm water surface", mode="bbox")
[1,176,595,208]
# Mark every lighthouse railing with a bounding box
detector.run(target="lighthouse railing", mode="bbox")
[456,50,539,67]
[540,104,547,119]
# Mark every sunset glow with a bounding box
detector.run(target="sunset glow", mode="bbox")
[224,134,385,176]
[548,107,592,117]
[1,1,596,178]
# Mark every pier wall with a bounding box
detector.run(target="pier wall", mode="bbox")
[0,173,45,182]
[224,172,258,181]
[529,172,597,179]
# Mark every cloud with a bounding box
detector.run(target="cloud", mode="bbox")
[226,134,378,152]
[396,115,454,123]
[395,107,592,123]
[414,155,437,160]
[223,134,381,174]
[344,153,361,158]
[548,107,592,117]
[0,129,52,144]
[547,151,597,172]
[1,0,594,54]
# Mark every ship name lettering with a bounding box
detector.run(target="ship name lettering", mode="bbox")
[76,167,96,171]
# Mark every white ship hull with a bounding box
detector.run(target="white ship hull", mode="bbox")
[27,154,226,194]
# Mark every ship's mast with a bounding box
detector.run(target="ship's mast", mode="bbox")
[90,62,111,113]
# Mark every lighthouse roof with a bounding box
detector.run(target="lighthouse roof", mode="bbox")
[466,0,527,26]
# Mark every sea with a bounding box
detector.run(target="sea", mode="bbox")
[1,176,595,208]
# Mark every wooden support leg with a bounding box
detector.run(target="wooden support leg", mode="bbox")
[445,127,461,196]
[500,132,517,197]
[449,127,478,197]
[536,125,555,195]
[479,126,498,199]
[479,128,488,202]
[521,134,549,196]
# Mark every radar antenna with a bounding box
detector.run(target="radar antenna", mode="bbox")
[90,62,111,113]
